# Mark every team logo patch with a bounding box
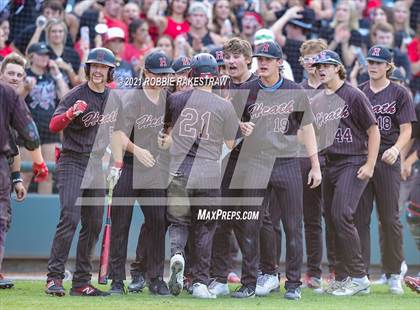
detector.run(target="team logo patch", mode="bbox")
[215,50,224,60]
[97,51,105,62]
[181,57,190,66]
[260,43,270,53]
[371,47,381,57]
[159,57,167,67]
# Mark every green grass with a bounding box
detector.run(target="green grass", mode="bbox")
[0,281,418,310]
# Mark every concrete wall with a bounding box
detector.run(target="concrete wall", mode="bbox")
[4,194,420,266]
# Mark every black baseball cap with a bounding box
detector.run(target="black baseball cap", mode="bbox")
[144,51,175,74]
[27,42,51,55]
[172,56,191,73]
[389,68,405,82]
[366,45,392,63]
[253,41,283,59]
[288,8,315,30]
[209,46,225,66]
[312,50,343,66]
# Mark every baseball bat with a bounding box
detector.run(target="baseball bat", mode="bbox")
[98,180,114,285]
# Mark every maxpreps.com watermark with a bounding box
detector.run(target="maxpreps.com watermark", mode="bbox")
[197,209,260,221]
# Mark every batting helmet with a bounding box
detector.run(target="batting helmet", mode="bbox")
[85,47,116,82]
[190,53,218,78]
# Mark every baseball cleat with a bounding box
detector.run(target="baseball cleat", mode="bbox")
[256,273,279,296]
[192,283,216,299]
[231,285,255,298]
[323,277,349,294]
[332,276,370,296]
[149,278,171,296]
[302,274,321,289]
[128,273,146,293]
[108,280,127,295]
[69,284,110,296]
[45,279,65,296]
[208,279,230,296]
[0,274,14,289]
[284,287,301,300]
[388,274,404,295]
[168,254,184,296]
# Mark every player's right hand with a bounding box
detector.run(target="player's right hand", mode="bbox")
[134,146,156,168]
[157,129,172,150]
[14,182,27,202]
[357,163,374,181]
[32,161,49,183]
[107,161,123,188]
[66,100,88,120]
[240,122,255,137]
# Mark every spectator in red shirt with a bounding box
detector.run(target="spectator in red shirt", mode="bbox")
[0,25,12,58]
[407,23,420,101]
[139,0,160,44]
[122,2,141,27]
[103,0,128,40]
[147,0,190,40]
[122,19,154,71]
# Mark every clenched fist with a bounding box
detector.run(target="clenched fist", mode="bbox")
[66,100,88,120]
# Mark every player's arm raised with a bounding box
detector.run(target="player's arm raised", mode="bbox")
[357,124,380,180]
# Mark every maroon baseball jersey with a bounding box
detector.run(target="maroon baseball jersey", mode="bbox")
[359,81,417,153]
[237,78,315,157]
[311,82,377,156]
[53,83,117,155]
[0,82,39,156]
[114,88,168,168]
[413,104,420,155]
[166,89,238,169]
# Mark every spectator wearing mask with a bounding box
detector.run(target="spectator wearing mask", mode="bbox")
[23,42,69,193]
[13,0,73,55]
[319,0,362,69]
[148,0,190,40]
[271,6,314,83]
[103,27,136,88]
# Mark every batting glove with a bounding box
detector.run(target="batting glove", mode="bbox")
[33,162,49,183]
[107,161,123,188]
[66,100,88,120]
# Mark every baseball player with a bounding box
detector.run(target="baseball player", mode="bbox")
[298,39,328,290]
[0,82,40,289]
[208,37,259,298]
[106,51,174,296]
[355,45,416,295]
[311,50,380,296]
[233,41,321,300]
[0,53,49,186]
[161,53,238,299]
[45,47,118,297]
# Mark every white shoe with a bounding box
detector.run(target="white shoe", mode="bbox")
[372,273,387,285]
[332,276,370,296]
[323,278,349,294]
[388,274,404,295]
[255,274,279,296]
[192,283,216,299]
[168,254,184,296]
[208,280,229,296]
